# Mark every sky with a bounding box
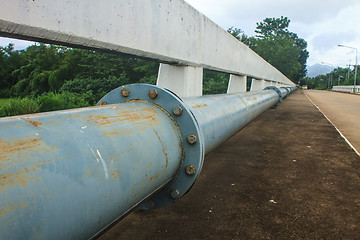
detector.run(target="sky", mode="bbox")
[1,0,359,70]
[185,0,360,69]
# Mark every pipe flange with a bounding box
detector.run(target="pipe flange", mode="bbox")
[264,86,283,108]
[97,84,205,209]
[280,86,291,98]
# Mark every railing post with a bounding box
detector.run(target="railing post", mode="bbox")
[156,63,203,97]
[250,78,265,91]
[227,75,247,93]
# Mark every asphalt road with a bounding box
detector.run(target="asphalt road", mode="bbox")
[305,90,360,155]
[98,90,360,240]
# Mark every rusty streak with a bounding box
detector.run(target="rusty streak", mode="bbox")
[22,117,42,127]
[87,107,158,126]
[191,103,208,109]
[0,138,42,160]
[0,165,43,189]
[0,202,28,216]
[153,129,168,168]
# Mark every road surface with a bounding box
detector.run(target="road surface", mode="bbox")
[98,90,360,240]
[305,90,360,155]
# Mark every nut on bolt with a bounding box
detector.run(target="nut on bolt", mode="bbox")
[185,165,196,175]
[98,101,107,106]
[149,89,158,99]
[170,189,180,199]
[120,88,130,97]
[173,106,183,116]
[187,134,197,144]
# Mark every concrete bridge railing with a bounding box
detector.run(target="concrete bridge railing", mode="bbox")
[0,0,294,97]
[0,1,296,239]
[332,85,360,93]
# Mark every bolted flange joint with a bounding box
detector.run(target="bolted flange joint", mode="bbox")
[264,86,283,108]
[97,83,204,209]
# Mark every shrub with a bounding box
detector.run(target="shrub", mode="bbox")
[60,74,129,98]
[0,97,40,117]
[37,91,90,112]
[0,92,94,117]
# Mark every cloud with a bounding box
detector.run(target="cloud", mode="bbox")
[186,0,360,67]
[311,32,356,53]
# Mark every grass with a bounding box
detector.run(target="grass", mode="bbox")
[0,98,11,105]
[0,92,93,118]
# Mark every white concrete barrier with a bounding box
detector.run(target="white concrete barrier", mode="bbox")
[0,0,295,96]
[332,85,360,93]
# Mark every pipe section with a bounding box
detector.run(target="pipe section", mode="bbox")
[0,101,184,239]
[184,90,279,154]
[0,84,294,239]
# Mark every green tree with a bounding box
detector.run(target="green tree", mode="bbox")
[227,27,254,46]
[254,17,309,82]
[0,44,26,97]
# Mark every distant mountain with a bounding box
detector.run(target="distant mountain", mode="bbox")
[307,64,332,78]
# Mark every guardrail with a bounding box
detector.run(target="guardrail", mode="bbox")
[0,0,297,239]
[0,0,294,97]
[332,85,360,93]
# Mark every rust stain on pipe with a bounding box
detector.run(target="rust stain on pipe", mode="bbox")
[0,137,57,163]
[0,165,43,189]
[153,129,168,168]
[87,107,159,126]
[0,203,16,216]
[0,138,42,154]
[22,117,42,127]
[0,202,28,216]
[101,129,133,138]
[0,138,43,162]
[191,103,208,109]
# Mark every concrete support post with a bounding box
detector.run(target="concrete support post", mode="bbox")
[156,63,203,97]
[265,81,272,87]
[227,75,247,93]
[250,79,265,91]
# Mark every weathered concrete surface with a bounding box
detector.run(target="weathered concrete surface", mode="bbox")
[98,90,360,239]
[332,85,360,93]
[0,0,293,86]
[305,90,360,154]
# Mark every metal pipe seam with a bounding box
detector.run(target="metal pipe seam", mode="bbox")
[280,86,291,98]
[264,86,284,108]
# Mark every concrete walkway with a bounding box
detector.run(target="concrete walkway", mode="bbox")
[99,90,360,240]
[305,90,360,155]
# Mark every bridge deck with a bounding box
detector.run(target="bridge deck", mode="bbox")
[99,90,360,239]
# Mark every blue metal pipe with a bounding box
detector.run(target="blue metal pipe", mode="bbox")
[0,84,294,239]
[0,100,184,239]
[183,90,279,154]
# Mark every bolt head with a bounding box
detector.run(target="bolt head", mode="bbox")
[187,134,197,144]
[98,101,107,106]
[173,106,183,116]
[149,89,158,99]
[120,88,130,97]
[170,189,180,199]
[185,165,196,175]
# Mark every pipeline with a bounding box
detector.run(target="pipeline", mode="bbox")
[0,84,296,239]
